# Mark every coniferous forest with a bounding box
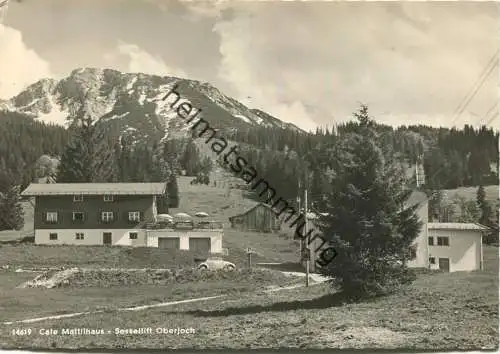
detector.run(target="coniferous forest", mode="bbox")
[220,117,498,208]
[0,108,498,235]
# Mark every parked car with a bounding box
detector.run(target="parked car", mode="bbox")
[197,257,236,271]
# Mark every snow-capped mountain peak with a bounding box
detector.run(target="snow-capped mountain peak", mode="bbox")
[0,68,304,140]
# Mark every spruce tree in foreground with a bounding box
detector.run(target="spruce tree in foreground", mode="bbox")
[476,184,492,226]
[57,94,120,183]
[57,137,89,183]
[477,184,498,244]
[316,106,422,299]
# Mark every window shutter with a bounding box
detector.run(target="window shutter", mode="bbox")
[140,211,144,222]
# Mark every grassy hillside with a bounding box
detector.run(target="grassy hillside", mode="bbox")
[442,185,499,205]
[172,176,257,224]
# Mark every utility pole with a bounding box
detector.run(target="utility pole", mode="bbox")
[267,189,272,231]
[305,188,310,287]
[415,163,420,187]
[247,248,253,268]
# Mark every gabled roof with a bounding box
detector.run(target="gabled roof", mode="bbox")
[229,202,278,220]
[428,223,490,231]
[21,183,166,196]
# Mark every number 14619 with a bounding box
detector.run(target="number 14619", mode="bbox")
[11,328,32,336]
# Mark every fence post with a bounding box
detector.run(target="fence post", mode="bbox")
[247,248,252,268]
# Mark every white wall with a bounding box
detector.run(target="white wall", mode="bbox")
[35,229,148,246]
[35,228,224,253]
[146,229,223,253]
[428,229,482,272]
[152,196,158,221]
[407,223,429,268]
[407,200,429,268]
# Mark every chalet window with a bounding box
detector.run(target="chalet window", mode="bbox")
[408,245,417,259]
[437,236,449,246]
[101,211,114,223]
[103,195,114,202]
[73,195,83,202]
[75,233,84,240]
[46,212,58,223]
[129,232,138,240]
[49,233,58,240]
[128,211,141,222]
[428,237,434,246]
[73,212,84,222]
[429,257,436,265]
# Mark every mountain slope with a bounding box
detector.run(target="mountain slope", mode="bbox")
[0,68,304,142]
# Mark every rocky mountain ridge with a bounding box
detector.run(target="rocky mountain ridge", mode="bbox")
[0,68,303,142]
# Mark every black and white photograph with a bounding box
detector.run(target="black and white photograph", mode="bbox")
[0,0,498,352]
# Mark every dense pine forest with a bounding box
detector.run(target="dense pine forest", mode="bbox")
[219,117,498,208]
[0,108,498,233]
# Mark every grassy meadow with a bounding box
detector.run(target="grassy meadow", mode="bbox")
[0,246,497,350]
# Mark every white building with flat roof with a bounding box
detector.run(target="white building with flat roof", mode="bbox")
[426,222,488,272]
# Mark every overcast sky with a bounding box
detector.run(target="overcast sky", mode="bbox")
[0,0,498,131]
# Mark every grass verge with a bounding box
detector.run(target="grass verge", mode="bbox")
[1,247,497,350]
[0,268,303,324]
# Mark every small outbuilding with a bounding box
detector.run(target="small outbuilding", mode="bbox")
[229,203,281,233]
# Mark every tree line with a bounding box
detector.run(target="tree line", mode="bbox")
[225,119,498,191]
[219,107,499,245]
[1,107,498,237]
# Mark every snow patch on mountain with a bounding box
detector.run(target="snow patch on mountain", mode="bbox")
[126,77,138,90]
[138,93,147,105]
[38,94,70,126]
[103,112,130,121]
[234,114,251,124]
[149,83,193,131]
[15,98,41,111]
[253,115,264,125]
[0,68,305,139]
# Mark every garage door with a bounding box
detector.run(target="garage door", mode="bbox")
[189,237,211,256]
[158,237,180,250]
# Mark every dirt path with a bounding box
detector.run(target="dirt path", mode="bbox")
[3,278,327,325]
[279,271,330,283]
[2,296,224,325]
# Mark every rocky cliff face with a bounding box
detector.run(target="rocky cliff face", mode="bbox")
[0,68,303,142]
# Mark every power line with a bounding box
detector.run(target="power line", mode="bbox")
[452,48,500,125]
[483,109,499,127]
[453,49,498,117]
[475,100,500,129]
[424,50,499,187]
[482,102,499,121]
